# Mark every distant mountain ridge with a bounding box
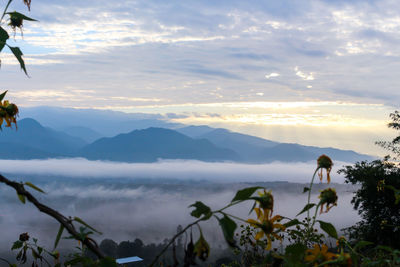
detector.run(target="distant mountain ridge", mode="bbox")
[177,126,373,163]
[79,127,239,162]
[0,117,374,163]
[0,118,87,158]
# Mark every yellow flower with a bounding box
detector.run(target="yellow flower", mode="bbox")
[319,188,338,214]
[0,96,19,129]
[305,244,337,265]
[377,179,385,192]
[317,155,333,183]
[336,236,346,249]
[257,189,274,212]
[193,232,210,261]
[247,207,285,250]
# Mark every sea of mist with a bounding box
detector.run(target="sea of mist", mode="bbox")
[0,158,360,261]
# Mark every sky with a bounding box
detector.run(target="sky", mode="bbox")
[1,0,400,155]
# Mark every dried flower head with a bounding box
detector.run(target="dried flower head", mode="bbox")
[19,232,29,242]
[319,188,338,213]
[8,13,24,32]
[23,0,32,11]
[377,179,385,192]
[317,154,333,183]
[257,189,274,211]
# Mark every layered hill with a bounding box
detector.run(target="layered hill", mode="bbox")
[0,117,374,163]
[178,126,374,163]
[0,118,87,159]
[78,127,239,162]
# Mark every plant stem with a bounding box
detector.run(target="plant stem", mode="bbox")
[1,0,13,22]
[220,212,248,223]
[149,218,203,267]
[306,168,319,243]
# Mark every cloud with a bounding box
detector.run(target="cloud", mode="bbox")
[0,158,348,183]
[265,72,280,79]
[0,172,360,254]
[294,66,314,81]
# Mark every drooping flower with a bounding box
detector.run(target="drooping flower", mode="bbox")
[336,236,346,249]
[377,179,385,192]
[318,188,338,214]
[317,155,333,183]
[0,91,19,129]
[247,206,285,250]
[256,189,274,212]
[305,244,337,266]
[193,231,210,261]
[19,232,29,242]
[23,0,32,11]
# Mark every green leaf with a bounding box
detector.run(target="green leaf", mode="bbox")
[317,220,338,239]
[0,26,9,52]
[0,91,7,101]
[6,11,38,21]
[284,243,307,266]
[6,45,27,75]
[217,215,237,247]
[296,203,316,216]
[32,249,40,260]
[54,224,64,249]
[17,193,25,204]
[11,240,23,250]
[353,240,373,251]
[99,257,118,267]
[376,245,393,252]
[231,186,263,202]
[284,219,302,228]
[189,201,212,220]
[24,182,45,193]
[303,187,310,193]
[73,217,102,234]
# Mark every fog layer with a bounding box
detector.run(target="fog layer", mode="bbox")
[0,158,359,260]
[0,158,350,183]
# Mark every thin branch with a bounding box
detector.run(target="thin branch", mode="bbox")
[0,174,105,259]
[0,257,12,265]
[1,0,13,22]
[149,218,203,267]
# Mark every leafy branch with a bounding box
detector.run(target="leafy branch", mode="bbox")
[0,174,106,259]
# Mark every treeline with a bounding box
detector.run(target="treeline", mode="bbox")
[97,232,238,267]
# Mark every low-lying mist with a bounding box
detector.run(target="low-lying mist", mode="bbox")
[0,158,360,261]
[0,158,351,183]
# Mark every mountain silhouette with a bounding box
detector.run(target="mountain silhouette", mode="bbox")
[79,127,239,162]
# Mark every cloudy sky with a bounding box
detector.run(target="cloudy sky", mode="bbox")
[1,0,400,155]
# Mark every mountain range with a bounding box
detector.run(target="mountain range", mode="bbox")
[0,116,374,163]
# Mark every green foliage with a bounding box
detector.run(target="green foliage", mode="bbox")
[217,215,237,247]
[11,233,60,267]
[231,186,263,203]
[189,201,212,220]
[317,220,338,239]
[283,243,307,266]
[0,0,36,74]
[296,203,316,216]
[340,159,400,249]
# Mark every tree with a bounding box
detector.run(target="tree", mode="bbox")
[339,111,400,249]
[339,159,400,248]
